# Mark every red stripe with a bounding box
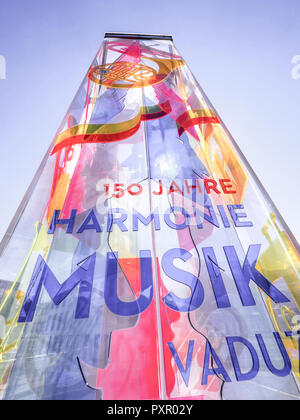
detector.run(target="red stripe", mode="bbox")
[177,116,220,137]
[51,122,141,155]
[51,101,172,155]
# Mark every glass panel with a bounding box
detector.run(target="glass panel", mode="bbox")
[0,35,299,400]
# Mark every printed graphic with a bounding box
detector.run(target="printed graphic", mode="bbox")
[0,35,299,401]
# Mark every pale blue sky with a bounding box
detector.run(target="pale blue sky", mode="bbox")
[0,0,299,241]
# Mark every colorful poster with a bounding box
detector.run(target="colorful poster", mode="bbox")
[0,33,299,400]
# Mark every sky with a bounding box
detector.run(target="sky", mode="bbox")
[0,0,299,242]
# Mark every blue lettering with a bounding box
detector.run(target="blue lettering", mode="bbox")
[202,340,231,385]
[227,204,253,227]
[48,210,77,234]
[256,332,292,377]
[227,336,259,381]
[104,250,153,316]
[162,248,204,312]
[202,247,231,308]
[77,209,102,233]
[132,209,161,231]
[224,244,290,306]
[18,253,96,322]
[168,340,195,387]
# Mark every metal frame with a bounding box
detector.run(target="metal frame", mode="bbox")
[104,32,173,41]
